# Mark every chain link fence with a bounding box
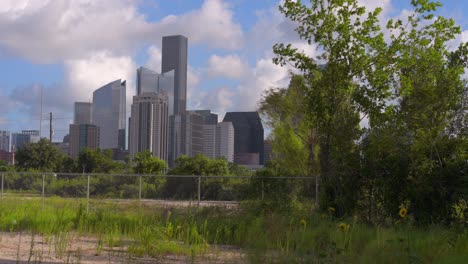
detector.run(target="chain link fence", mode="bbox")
[0,172,316,211]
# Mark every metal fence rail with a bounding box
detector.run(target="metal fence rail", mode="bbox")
[0,172,316,212]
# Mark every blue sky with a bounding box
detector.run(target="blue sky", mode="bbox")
[0,0,466,141]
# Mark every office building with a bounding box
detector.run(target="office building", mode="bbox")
[183,111,204,157]
[194,110,218,125]
[12,130,40,150]
[69,124,100,158]
[137,66,175,115]
[92,79,126,150]
[129,93,169,162]
[202,122,234,162]
[0,131,10,152]
[74,102,92,125]
[223,112,264,165]
[162,35,188,115]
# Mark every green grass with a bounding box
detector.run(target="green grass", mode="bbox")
[0,196,467,263]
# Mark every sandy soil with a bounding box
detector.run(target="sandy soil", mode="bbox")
[0,232,244,264]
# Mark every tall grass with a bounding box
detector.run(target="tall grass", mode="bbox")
[0,196,466,263]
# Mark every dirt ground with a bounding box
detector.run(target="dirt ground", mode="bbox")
[0,232,245,264]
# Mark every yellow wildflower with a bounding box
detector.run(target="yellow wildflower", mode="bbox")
[300,219,307,227]
[328,207,336,213]
[338,223,350,232]
[399,208,408,218]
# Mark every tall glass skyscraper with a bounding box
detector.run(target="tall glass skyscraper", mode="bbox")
[162,35,187,115]
[92,79,126,150]
[223,112,264,165]
[136,66,175,115]
[0,131,10,152]
[74,102,92,125]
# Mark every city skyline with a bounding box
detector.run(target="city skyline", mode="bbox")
[2,1,466,142]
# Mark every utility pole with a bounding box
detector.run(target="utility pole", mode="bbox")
[49,112,53,142]
[39,87,43,138]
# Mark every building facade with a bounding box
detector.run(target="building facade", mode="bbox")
[137,66,175,115]
[162,35,188,115]
[129,93,169,162]
[74,102,92,125]
[0,130,10,152]
[69,124,100,158]
[202,122,234,162]
[92,79,126,150]
[12,130,40,150]
[222,112,264,165]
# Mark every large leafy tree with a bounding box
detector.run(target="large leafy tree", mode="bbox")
[133,150,167,175]
[273,0,467,220]
[273,0,390,213]
[16,138,64,171]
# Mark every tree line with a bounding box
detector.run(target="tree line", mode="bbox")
[258,0,467,225]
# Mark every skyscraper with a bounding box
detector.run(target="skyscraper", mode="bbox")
[137,66,175,115]
[92,79,126,150]
[11,130,40,150]
[162,35,187,115]
[194,110,218,125]
[223,112,264,165]
[0,131,10,152]
[129,93,169,162]
[74,102,92,125]
[202,122,234,162]
[215,122,235,162]
[69,124,100,158]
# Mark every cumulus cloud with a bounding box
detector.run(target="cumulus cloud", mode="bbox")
[145,45,162,73]
[158,0,244,50]
[207,55,247,79]
[0,0,243,64]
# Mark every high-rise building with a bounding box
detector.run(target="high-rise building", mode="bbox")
[137,66,175,115]
[169,110,217,166]
[184,111,204,157]
[202,122,234,162]
[92,79,126,150]
[69,124,100,158]
[216,122,235,162]
[74,102,92,125]
[194,110,218,125]
[223,112,264,165]
[129,93,169,162]
[0,131,10,152]
[12,130,40,150]
[162,35,187,115]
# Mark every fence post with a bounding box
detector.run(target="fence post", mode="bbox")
[139,175,142,201]
[86,174,90,214]
[1,172,4,200]
[315,175,319,208]
[261,178,264,201]
[42,174,45,209]
[197,176,201,207]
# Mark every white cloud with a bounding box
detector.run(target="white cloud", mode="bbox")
[145,45,162,73]
[158,0,244,50]
[207,54,247,79]
[0,0,244,64]
[64,51,136,102]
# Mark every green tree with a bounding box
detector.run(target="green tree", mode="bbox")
[164,154,232,199]
[273,0,389,214]
[378,0,467,223]
[133,150,167,174]
[15,138,64,171]
[77,148,122,173]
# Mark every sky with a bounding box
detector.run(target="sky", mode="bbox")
[0,0,467,142]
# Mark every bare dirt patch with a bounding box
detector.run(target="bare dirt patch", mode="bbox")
[0,232,244,264]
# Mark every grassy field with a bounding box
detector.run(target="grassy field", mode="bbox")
[0,196,467,263]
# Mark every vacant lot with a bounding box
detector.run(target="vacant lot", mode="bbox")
[0,196,467,263]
